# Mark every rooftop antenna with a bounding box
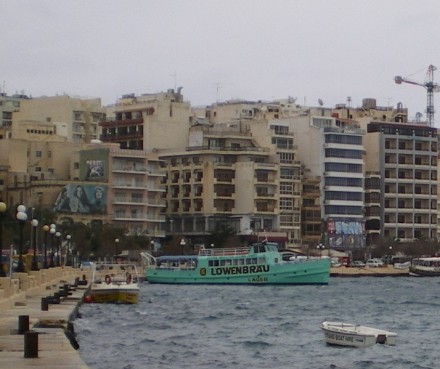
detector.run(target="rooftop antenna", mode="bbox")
[170,71,177,90]
[214,83,221,103]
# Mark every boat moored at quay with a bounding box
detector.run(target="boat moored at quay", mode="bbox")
[85,262,141,304]
[140,242,330,285]
[409,257,440,277]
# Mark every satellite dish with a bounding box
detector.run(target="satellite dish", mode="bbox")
[318,98,324,106]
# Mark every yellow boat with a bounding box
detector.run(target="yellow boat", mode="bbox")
[86,262,140,304]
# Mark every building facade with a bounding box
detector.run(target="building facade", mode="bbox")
[364,122,437,242]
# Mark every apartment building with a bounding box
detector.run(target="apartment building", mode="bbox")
[193,98,303,244]
[11,95,105,143]
[158,123,283,245]
[290,109,366,250]
[0,92,30,131]
[364,121,437,242]
[100,89,191,150]
[67,143,166,237]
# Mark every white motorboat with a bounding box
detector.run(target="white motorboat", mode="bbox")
[320,321,397,348]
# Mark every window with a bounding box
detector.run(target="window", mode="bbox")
[280,184,293,194]
[35,150,42,158]
[280,199,293,210]
[279,152,294,163]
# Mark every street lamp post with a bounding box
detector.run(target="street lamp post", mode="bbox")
[317,243,325,258]
[49,224,56,267]
[0,202,7,277]
[42,225,49,269]
[15,205,27,273]
[30,219,39,271]
[114,238,119,261]
[55,232,61,266]
[66,235,72,266]
[150,240,154,252]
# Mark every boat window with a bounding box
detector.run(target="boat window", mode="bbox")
[220,260,226,266]
[246,258,257,265]
[232,259,238,265]
[237,259,244,265]
[253,245,266,253]
[225,259,232,266]
[208,259,219,267]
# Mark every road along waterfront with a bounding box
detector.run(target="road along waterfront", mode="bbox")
[0,267,92,369]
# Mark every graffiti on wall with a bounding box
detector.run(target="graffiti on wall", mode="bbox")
[326,219,365,249]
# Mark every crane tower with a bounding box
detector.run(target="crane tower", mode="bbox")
[394,64,440,127]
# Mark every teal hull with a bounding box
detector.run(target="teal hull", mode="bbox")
[146,258,330,285]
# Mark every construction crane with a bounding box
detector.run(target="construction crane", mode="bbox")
[394,64,440,127]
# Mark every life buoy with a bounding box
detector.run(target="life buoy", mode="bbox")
[105,275,111,284]
[126,273,132,284]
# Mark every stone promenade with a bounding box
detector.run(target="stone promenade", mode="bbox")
[0,267,92,369]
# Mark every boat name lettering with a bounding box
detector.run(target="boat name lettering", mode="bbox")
[211,265,269,276]
[249,276,268,283]
[325,332,354,342]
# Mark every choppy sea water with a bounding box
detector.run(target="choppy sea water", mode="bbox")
[75,277,439,369]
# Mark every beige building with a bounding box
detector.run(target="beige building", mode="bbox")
[193,98,303,245]
[68,143,166,237]
[101,89,191,151]
[1,92,30,133]
[12,95,105,143]
[158,123,284,245]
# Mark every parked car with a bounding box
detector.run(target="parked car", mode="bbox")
[366,258,384,267]
[351,261,366,268]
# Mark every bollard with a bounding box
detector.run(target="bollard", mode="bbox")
[18,315,29,334]
[24,331,39,358]
[41,297,49,311]
[67,321,74,334]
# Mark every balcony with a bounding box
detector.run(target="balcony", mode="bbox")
[100,117,144,128]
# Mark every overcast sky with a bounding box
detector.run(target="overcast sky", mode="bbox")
[2,1,440,125]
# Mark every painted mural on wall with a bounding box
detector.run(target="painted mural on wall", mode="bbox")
[53,184,107,214]
[326,219,366,249]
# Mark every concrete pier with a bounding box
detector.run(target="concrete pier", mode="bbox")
[0,267,92,368]
[330,265,410,277]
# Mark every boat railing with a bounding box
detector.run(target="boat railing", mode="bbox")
[140,252,157,267]
[198,247,251,257]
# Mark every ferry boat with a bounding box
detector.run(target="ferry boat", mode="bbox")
[140,242,330,285]
[85,262,141,304]
[409,257,440,277]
